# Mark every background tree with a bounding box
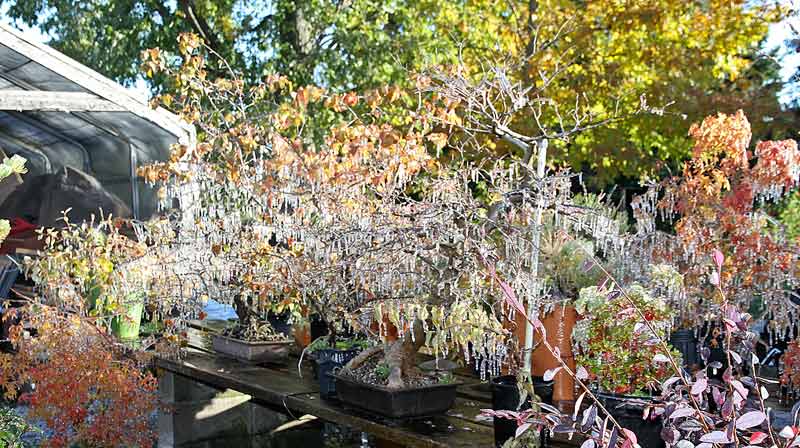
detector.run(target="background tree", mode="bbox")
[629,110,800,328]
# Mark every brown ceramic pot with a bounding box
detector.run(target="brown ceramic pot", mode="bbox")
[531,304,577,405]
[293,321,311,348]
[506,304,577,404]
[292,306,312,349]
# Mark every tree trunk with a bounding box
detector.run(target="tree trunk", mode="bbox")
[345,319,426,389]
[384,320,426,388]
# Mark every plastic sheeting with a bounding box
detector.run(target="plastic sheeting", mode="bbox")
[0,24,194,220]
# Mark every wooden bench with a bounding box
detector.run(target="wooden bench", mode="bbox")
[156,324,499,448]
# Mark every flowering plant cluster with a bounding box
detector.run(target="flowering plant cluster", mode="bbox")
[573,283,680,395]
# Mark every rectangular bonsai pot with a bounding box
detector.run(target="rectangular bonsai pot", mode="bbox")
[333,372,460,418]
[211,333,292,364]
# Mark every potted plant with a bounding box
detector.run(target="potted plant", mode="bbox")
[489,373,553,447]
[531,230,603,406]
[24,216,154,342]
[573,282,681,448]
[334,324,463,418]
[305,336,368,399]
[209,294,296,364]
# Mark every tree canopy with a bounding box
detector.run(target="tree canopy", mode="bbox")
[2,0,791,181]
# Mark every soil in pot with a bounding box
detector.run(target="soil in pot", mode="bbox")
[490,375,553,447]
[596,392,664,448]
[335,356,459,418]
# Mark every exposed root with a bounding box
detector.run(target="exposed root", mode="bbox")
[345,345,383,370]
[344,319,427,389]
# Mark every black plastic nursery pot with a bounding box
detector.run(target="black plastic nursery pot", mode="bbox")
[669,329,699,368]
[490,375,554,448]
[333,373,460,419]
[267,311,293,337]
[596,392,664,448]
[211,334,293,364]
[313,348,360,399]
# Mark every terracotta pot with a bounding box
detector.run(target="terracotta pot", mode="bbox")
[293,321,311,348]
[292,306,312,349]
[532,305,577,404]
[504,304,579,405]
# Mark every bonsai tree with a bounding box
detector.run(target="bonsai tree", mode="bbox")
[140,28,644,389]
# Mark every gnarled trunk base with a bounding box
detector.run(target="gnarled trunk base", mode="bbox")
[345,319,426,389]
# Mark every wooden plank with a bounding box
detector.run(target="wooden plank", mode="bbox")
[455,379,493,403]
[157,351,318,404]
[175,323,575,445]
[156,351,494,448]
[284,392,495,448]
[0,90,126,112]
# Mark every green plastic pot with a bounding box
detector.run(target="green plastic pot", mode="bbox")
[110,299,144,341]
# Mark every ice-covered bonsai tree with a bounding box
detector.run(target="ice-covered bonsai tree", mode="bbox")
[140,30,643,387]
[140,34,450,345]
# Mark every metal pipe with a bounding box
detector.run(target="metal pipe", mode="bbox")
[129,141,140,220]
[0,131,52,173]
[4,110,92,172]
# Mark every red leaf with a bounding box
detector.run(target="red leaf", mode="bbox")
[515,422,532,438]
[750,431,768,444]
[622,428,638,446]
[700,431,730,443]
[668,407,695,419]
[736,411,766,430]
[486,263,526,318]
[543,367,562,381]
[691,377,708,395]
